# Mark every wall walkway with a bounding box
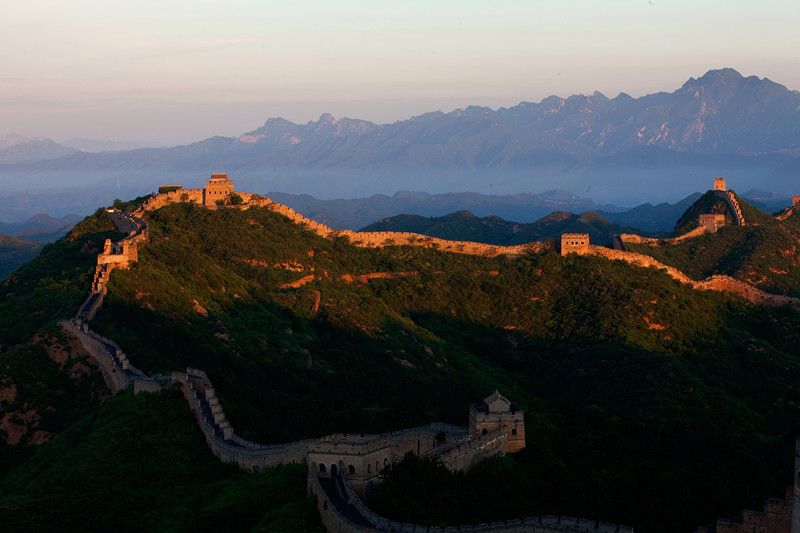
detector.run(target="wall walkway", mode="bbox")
[715,190,746,226]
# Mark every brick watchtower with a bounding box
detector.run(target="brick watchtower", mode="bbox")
[469,390,525,453]
[699,214,726,233]
[561,233,590,256]
[714,177,727,191]
[204,173,235,205]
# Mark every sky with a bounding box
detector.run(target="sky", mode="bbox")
[2,0,799,146]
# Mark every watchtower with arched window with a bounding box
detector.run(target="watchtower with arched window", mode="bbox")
[469,390,526,453]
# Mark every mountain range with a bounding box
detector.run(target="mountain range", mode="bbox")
[0,68,798,220]
[0,213,82,279]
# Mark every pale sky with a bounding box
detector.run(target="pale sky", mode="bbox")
[2,0,799,145]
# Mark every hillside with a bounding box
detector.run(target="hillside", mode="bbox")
[361,209,632,246]
[626,192,800,296]
[2,200,800,532]
[0,234,41,280]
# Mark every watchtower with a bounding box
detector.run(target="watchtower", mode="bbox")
[699,214,726,233]
[793,195,800,207]
[204,173,235,205]
[561,233,589,256]
[309,435,392,499]
[714,177,727,191]
[469,390,525,453]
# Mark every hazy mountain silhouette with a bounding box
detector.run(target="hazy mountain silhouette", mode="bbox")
[1,68,798,209]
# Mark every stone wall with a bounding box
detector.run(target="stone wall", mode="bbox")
[619,226,707,247]
[426,427,509,472]
[334,229,542,257]
[59,319,152,394]
[77,210,149,322]
[386,423,469,459]
[695,275,800,307]
[714,190,745,226]
[586,246,696,285]
[176,367,314,469]
[138,188,205,212]
[584,246,800,308]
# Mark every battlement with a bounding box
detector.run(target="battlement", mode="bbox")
[714,176,727,191]
[561,233,590,256]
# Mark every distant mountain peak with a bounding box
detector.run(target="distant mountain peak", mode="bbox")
[0,133,44,149]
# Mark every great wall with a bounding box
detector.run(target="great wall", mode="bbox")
[58,173,800,532]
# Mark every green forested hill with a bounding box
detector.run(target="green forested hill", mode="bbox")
[1,201,800,532]
[628,192,800,296]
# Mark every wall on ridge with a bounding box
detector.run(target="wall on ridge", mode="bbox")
[426,427,509,472]
[620,226,707,247]
[696,276,800,307]
[141,189,544,259]
[587,246,696,285]
[176,368,314,470]
[715,190,745,226]
[586,247,800,308]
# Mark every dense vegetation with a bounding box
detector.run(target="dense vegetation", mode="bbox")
[0,208,126,350]
[628,192,800,296]
[2,198,800,532]
[0,391,322,532]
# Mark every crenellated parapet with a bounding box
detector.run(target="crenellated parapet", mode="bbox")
[714,189,745,226]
